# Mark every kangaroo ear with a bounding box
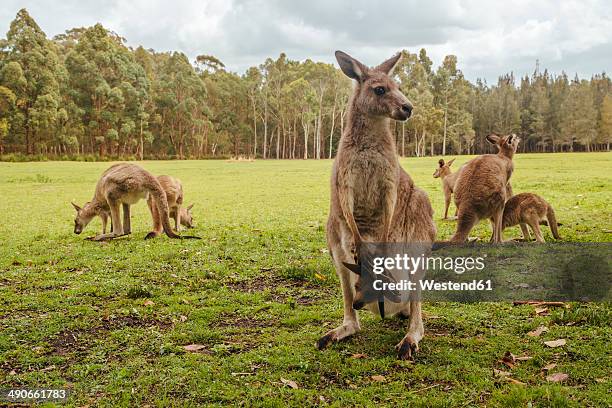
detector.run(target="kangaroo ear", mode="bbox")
[438,159,445,167]
[335,51,367,81]
[486,133,500,144]
[376,52,402,76]
[71,202,82,212]
[447,158,455,167]
[186,203,194,211]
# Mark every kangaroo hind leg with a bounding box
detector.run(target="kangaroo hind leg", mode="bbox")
[123,203,132,234]
[316,243,360,350]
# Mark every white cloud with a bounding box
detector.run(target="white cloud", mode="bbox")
[1,0,610,82]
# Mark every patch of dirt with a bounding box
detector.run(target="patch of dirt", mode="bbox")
[225,273,333,305]
[50,315,171,356]
[220,340,259,354]
[212,313,275,329]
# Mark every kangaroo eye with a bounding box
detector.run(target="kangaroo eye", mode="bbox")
[374,86,385,95]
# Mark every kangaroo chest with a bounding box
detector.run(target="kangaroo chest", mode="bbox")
[345,151,399,233]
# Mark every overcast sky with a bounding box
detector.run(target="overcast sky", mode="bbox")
[1,0,611,83]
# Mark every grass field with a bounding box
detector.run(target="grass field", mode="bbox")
[0,152,611,407]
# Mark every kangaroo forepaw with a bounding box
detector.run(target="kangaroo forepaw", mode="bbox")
[144,231,159,240]
[396,335,419,360]
[316,332,336,350]
[315,322,359,350]
[89,233,121,242]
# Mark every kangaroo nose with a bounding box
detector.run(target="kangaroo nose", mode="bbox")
[401,104,413,116]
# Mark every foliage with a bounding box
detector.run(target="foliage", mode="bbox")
[0,9,610,160]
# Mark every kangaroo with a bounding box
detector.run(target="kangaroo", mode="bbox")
[451,133,520,243]
[433,158,461,219]
[72,163,190,241]
[72,203,110,234]
[175,204,195,229]
[147,175,194,236]
[316,51,436,360]
[502,192,561,242]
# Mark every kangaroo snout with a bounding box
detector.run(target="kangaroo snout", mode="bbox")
[393,99,413,121]
[401,103,413,116]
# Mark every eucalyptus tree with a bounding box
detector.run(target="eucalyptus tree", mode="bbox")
[0,9,63,154]
[65,23,149,156]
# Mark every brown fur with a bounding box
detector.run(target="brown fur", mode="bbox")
[451,133,520,243]
[317,51,436,360]
[433,158,461,219]
[72,163,181,240]
[502,193,561,242]
[147,175,194,235]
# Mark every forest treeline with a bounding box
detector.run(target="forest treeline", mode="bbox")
[0,9,611,161]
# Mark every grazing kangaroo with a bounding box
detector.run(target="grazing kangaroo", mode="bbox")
[433,158,461,219]
[72,163,189,240]
[147,175,194,236]
[317,51,436,360]
[72,203,110,234]
[502,192,561,242]
[176,203,195,229]
[451,133,520,243]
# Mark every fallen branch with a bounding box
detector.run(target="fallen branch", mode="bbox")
[512,301,567,307]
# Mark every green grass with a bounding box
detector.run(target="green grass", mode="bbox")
[0,152,610,407]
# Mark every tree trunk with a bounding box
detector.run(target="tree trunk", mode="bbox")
[329,103,336,159]
[263,97,268,159]
[252,94,258,158]
[430,132,434,156]
[139,119,144,160]
[303,119,309,160]
[442,98,447,156]
[340,107,345,140]
[316,92,323,159]
[276,123,280,159]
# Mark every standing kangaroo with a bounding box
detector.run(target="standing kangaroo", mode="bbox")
[316,51,436,360]
[451,133,520,243]
[502,192,561,242]
[72,163,188,241]
[147,175,195,236]
[433,158,460,220]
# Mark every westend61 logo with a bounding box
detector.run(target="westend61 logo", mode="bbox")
[369,253,490,293]
[358,242,611,303]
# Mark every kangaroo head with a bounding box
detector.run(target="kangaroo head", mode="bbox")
[71,202,98,234]
[343,262,401,310]
[433,158,455,178]
[335,50,413,121]
[180,203,195,228]
[486,133,520,158]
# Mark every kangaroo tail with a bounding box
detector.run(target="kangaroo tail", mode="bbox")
[546,206,561,240]
[148,180,181,239]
